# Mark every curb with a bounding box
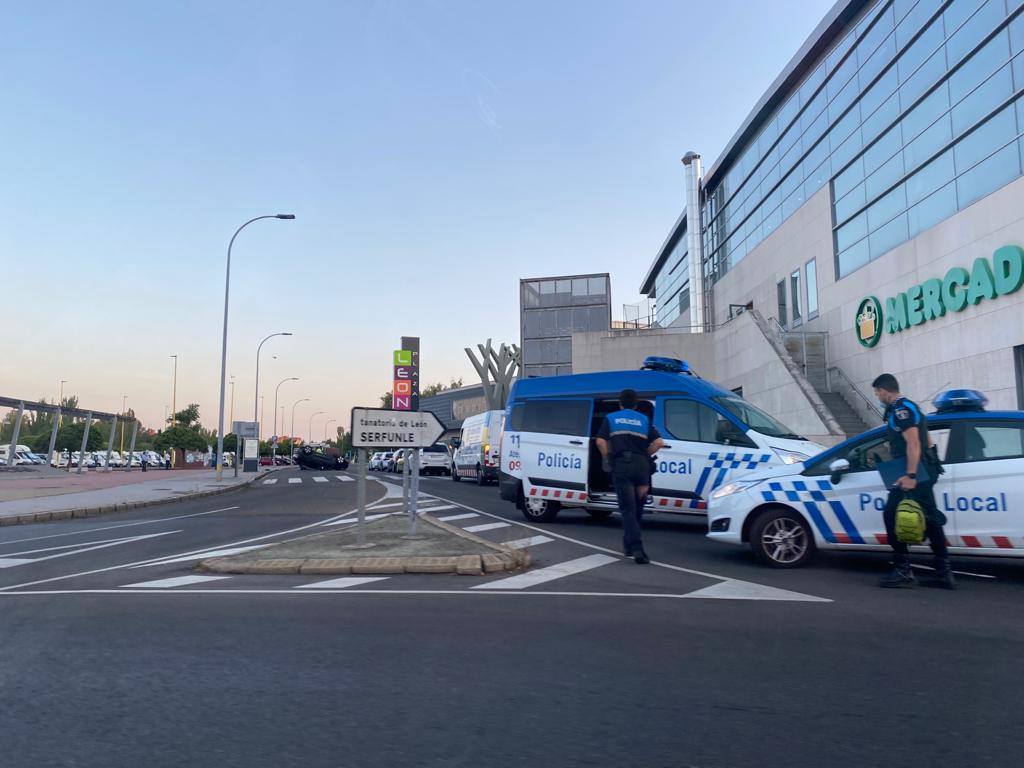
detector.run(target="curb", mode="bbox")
[0,468,280,527]
[197,513,531,576]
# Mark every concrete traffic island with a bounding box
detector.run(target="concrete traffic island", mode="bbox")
[197,513,531,576]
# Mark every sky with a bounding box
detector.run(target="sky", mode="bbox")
[1,0,834,440]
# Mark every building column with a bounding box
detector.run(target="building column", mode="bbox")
[682,151,706,332]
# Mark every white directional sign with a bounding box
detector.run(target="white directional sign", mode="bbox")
[351,408,445,448]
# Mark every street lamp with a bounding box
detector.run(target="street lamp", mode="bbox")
[216,213,296,482]
[323,418,337,442]
[120,395,128,455]
[254,332,292,431]
[229,375,236,428]
[290,398,309,449]
[309,411,324,443]
[272,377,298,459]
[170,355,178,427]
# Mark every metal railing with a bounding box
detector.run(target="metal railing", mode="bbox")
[828,366,884,424]
[766,318,830,387]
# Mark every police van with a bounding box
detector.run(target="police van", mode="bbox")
[499,357,825,522]
[452,410,505,485]
[706,390,1024,567]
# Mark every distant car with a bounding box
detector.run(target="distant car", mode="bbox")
[295,443,349,471]
[420,444,451,476]
[369,452,386,471]
[378,451,395,472]
[389,449,407,473]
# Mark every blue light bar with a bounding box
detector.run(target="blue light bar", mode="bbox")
[933,389,988,412]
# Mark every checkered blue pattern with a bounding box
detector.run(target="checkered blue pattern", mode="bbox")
[694,452,774,498]
[758,479,864,545]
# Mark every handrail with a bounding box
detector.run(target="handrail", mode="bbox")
[828,365,884,422]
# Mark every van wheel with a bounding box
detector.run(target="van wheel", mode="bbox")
[475,465,486,486]
[451,466,460,482]
[522,497,560,523]
[749,508,815,568]
[586,509,613,520]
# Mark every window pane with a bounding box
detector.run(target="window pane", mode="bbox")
[831,126,864,169]
[572,306,590,331]
[945,0,1006,66]
[587,305,607,329]
[896,0,942,49]
[776,279,788,326]
[837,237,871,276]
[571,278,588,296]
[523,282,541,309]
[865,153,906,200]
[862,92,901,143]
[955,104,1016,172]
[791,270,802,320]
[782,188,806,218]
[833,156,865,198]
[943,0,987,37]
[837,211,868,250]
[901,82,950,143]
[899,49,946,107]
[948,30,1010,102]
[907,181,957,236]
[955,141,1021,206]
[804,159,831,197]
[907,148,955,205]
[951,65,1013,136]
[961,423,1024,460]
[903,113,953,170]
[806,259,819,316]
[869,212,910,257]
[867,184,908,230]
[897,17,944,81]
[524,310,541,337]
[587,276,606,297]
[663,400,734,445]
[864,125,902,175]
[521,400,590,435]
[859,33,897,86]
[835,181,867,223]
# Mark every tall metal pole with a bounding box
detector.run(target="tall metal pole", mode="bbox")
[290,398,309,448]
[126,421,138,473]
[7,402,25,466]
[170,355,178,427]
[309,411,324,443]
[272,377,298,464]
[254,332,292,429]
[77,412,92,475]
[260,396,265,436]
[46,408,61,467]
[323,419,336,442]
[216,214,295,482]
[120,395,127,456]
[229,376,235,430]
[58,380,66,429]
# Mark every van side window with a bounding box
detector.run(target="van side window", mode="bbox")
[957,421,1024,462]
[521,400,590,436]
[509,403,525,431]
[663,399,755,447]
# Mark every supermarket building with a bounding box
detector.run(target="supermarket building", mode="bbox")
[575,0,1024,444]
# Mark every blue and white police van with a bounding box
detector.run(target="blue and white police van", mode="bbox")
[706,390,1024,567]
[498,357,825,523]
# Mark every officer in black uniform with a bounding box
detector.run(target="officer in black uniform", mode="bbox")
[596,388,665,564]
[872,373,954,589]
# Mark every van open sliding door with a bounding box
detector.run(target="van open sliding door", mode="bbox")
[518,399,592,506]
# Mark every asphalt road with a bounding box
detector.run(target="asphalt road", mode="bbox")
[3,467,1022,768]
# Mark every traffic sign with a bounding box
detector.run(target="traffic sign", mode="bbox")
[350,408,444,448]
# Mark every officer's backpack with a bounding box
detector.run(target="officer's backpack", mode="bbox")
[895,495,926,545]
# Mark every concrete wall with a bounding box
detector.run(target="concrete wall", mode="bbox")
[571,327,716,375]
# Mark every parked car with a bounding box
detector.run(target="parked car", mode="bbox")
[389,449,408,473]
[295,443,350,471]
[378,451,395,472]
[420,444,451,475]
[369,452,386,471]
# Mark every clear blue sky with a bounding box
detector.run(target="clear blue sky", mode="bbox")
[2,0,834,438]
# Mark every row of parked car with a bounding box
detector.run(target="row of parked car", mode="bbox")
[368,445,451,475]
[0,445,172,468]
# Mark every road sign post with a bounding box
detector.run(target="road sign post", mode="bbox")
[350,407,444,542]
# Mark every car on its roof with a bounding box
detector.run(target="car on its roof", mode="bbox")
[706,390,1024,567]
[295,443,349,471]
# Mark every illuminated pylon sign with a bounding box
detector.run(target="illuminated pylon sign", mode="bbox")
[393,349,415,410]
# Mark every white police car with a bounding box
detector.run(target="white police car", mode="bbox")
[707,391,1024,567]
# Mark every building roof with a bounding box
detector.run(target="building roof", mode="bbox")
[639,0,867,296]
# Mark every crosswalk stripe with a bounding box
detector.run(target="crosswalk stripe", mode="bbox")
[121,575,231,589]
[263,478,278,485]
[472,554,618,590]
[322,512,394,527]
[436,512,478,522]
[295,577,389,589]
[419,504,457,512]
[288,478,302,484]
[336,475,354,482]
[463,522,510,533]
[313,476,328,483]
[129,545,263,567]
[504,535,554,550]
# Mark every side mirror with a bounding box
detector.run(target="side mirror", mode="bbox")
[828,458,850,485]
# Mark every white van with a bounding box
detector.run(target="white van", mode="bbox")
[452,410,505,485]
[0,445,38,466]
[499,357,825,523]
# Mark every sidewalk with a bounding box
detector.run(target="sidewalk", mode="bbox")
[0,468,270,525]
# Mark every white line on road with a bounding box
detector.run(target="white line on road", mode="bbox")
[0,507,240,546]
[322,513,394,527]
[3,534,180,558]
[263,478,278,485]
[128,545,263,567]
[367,502,403,510]
[295,577,389,589]
[287,478,302,485]
[472,554,618,590]
[313,476,328,483]
[436,513,478,522]
[419,504,457,512]
[504,535,554,550]
[0,531,181,569]
[909,563,996,579]
[336,475,354,482]
[121,575,231,589]
[463,522,510,533]
[0,558,33,568]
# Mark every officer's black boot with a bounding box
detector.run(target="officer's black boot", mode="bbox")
[879,556,915,588]
[633,548,650,565]
[922,557,956,590]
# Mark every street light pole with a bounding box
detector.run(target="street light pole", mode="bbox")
[272,377,298,463]
[216,214,295,481]
[170,355,178,427]
[254,333,292,434]
[291,398,309,449]
[309,411,324,443]
[120,395,127,455]
[260,396,265,435]
[229,375,235,429]
[57,380,67,429]
[323,419,336,442]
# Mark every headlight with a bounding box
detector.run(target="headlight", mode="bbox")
[710,480,761,500]
[773,448,810,465]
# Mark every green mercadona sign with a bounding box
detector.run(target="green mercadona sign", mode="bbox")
[856,245,1024,348]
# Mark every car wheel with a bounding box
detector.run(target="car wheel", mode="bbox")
[522,496,560,523]
[451,465,460,482]
[586,508,613,520]
[749,508,815,568]
[475,465,487,486]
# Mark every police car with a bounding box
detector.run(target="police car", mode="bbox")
[499,357,825,522]
[706,390,1024,567]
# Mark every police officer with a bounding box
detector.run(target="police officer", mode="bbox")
[596,388,665,564]
[872,373,954,589]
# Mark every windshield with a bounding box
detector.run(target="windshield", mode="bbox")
[712,396,803,439]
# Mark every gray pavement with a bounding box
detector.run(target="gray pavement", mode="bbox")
[2,467,1022,767]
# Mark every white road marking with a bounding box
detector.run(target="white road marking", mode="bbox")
[473,554,618,590]
[336,475,354,482]
[122,575,231,589]
[296,577,389,589]
[419,504,457,512]
[463,522,510,533]
[322,512,394,527]
[504,535,554,549]
[436,513,478,522]
[3,534,178,558]
[0,507,239,546]
[287,478,302,485]
[313,476,328,483]
[681,581,831,602]
[367,502,403,510]
[128,545,263,567]
[909,563,996,579]
[263,478,278,485]
[0,531,180,569]
[0,558,34,568]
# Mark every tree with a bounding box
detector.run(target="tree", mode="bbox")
[154,426,207,453]
[380,391,393,408]
[170,404,201,428]
[54,422,103,452]
[421,378,463,398]
[222,434,238,452]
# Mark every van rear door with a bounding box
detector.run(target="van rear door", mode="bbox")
[519,399,592,505]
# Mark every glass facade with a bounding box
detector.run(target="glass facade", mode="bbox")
[652,227,690,327]
[520,275,610,378]
[698,0,1024,286]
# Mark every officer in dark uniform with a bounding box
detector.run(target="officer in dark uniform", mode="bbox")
[596,388,665,564]
[872,373,954,589]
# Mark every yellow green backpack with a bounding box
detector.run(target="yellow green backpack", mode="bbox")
[895,496,926,544]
